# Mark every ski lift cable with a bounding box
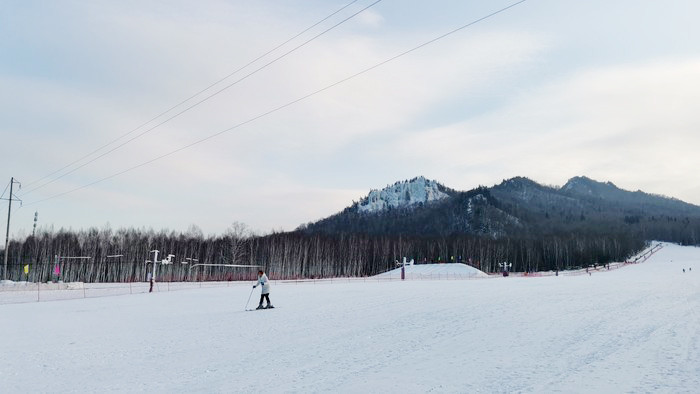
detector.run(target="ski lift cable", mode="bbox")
[20,0,380,197]
[24,0,527,206]
[189,263,262,271]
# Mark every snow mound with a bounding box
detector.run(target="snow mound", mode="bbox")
[358,176,449,213]
[374,263,488,279]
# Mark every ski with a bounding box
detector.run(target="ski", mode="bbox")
[245,306,276,311]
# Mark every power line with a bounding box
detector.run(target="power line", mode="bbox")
[0,181,9,200]
[0,191,23,229]
[19,0,382,195]
[25,0,528,206]
[0,179,21,204]
[21,0,361,190]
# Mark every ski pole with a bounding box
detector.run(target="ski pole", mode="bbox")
[244,285,255,311]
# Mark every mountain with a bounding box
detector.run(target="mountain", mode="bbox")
[299,176,700,241]
[560,176,699,216]
[357,176,453,213]
[299,177,520,237]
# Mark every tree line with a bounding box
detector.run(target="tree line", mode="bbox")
[1,224,648,283]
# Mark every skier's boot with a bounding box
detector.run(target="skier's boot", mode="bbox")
[256,303,264,310]
[265,304,274,309]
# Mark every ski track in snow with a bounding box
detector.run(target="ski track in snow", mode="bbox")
[1,243,699,393]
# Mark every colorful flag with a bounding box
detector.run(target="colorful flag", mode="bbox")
[23,264,29,274]
[54,264,60,275]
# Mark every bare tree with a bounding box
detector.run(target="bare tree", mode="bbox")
[225,222,252,266]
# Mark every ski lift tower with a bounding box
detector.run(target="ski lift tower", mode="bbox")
[499,261,512,277]
[146,251,178,292]
[148,250,159,292]
[400,257,414,280]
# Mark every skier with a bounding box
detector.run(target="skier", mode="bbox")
[253,270,274,309]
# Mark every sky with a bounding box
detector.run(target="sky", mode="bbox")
[1,0,700,237]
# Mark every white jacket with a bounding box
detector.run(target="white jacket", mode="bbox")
[257,273,270,294]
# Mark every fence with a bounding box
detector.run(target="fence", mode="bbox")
[0,261,263,284]
[0,243,666,305]
[0,273,495,305]
[0,280,256,305]
[281,273,490,283]
[494,242,665,278]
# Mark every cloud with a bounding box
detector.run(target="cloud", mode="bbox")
[355,9,385,28]
[0,0,550,235]
[394,57,700,201]
[7,1,699,237]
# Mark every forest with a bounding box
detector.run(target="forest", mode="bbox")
[4,176,700,283]
[0,223,650,283]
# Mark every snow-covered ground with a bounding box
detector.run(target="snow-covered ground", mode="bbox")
[0,280,247,305]
[374,262,489,279]
[1,243,698,393]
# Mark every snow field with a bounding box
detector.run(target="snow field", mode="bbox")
[373,262,489,279]
[0,281,254,305]
[0,276,484,305]
[0,243,698,393]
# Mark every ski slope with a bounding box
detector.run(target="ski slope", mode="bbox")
[1,243,698,393]
[373,262,489,279]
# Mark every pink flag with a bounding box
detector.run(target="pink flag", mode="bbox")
[54,264,60,275]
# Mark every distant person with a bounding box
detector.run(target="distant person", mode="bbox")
[683,269,685,273]
[253,270,274,309]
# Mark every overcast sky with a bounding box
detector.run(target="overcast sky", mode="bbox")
[2,0,700,237]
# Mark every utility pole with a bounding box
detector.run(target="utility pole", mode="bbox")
[3,177,21,281]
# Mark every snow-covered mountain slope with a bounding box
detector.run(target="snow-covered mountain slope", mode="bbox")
[358,176,449,213]
[1,243,698,392]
